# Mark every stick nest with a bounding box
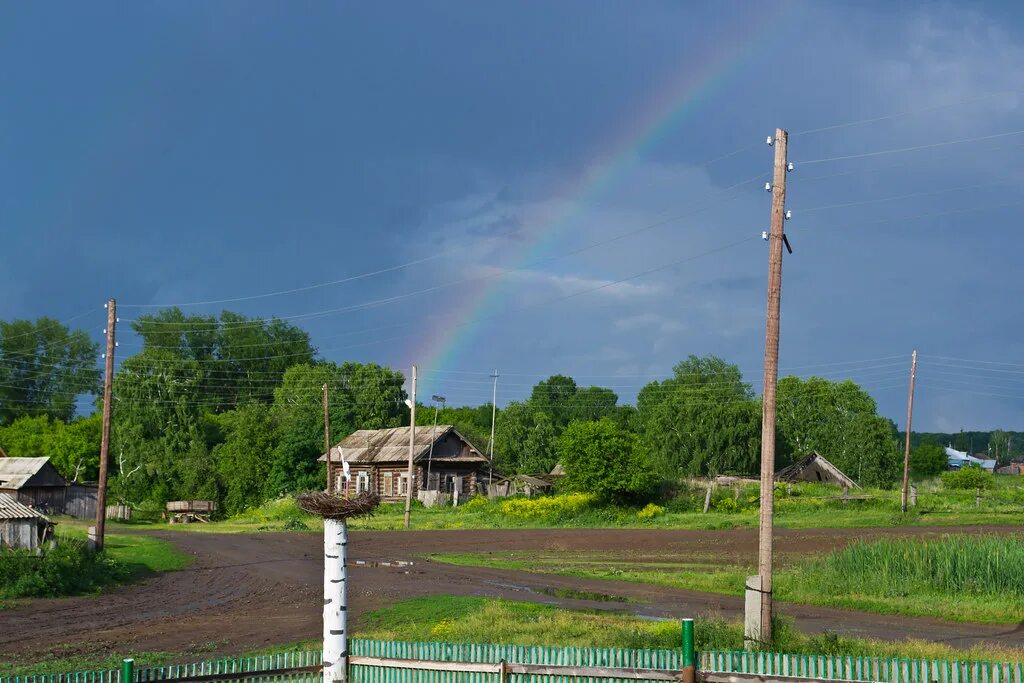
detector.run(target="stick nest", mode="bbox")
[295,491,381,520]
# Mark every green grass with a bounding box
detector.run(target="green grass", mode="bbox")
[430,534,1024,625]
[55,523,192,576]
[6,596,1023,676]
[359,596,1023,661]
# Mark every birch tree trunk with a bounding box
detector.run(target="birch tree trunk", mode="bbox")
[323,518,348,683]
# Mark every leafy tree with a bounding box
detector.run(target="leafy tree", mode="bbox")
[988,430,1011,465]
[416,403,491,455]
[0,414,101,482]
[269,362,406,495]
[213,403,276,515]
[493,401,559,474]
[558,418,658,503]
[130,308,315,409]
[0,318,100,424]
[910,443,948,477]
[776,376,901,487]
[528,375,579,427]
[637,355,760,478]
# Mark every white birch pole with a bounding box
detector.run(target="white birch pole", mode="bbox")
[323,518,348,683]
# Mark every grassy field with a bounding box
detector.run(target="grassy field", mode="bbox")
[121,477,1024,534]
[55,519,192,576]
[430,534,1024,625]
[6,596,1022,676]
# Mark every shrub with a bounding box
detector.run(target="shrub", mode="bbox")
[499,493,596,521]
[942,465,993,490]
[636,503,664,520]
[0,539,128,600]
[910,443,949,477]
[558,418,659,503]
[462,496,490,510]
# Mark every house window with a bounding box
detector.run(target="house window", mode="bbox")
[427,472,440,491]
[356,471,370,494]
[398,473,410,496]
[335,471,345,494]
[383,472,394,496]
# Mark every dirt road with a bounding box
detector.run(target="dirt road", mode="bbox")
[2,526,1022,664]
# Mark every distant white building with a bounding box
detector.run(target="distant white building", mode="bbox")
[945,447,996,472]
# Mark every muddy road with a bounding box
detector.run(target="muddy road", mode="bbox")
[2,526,1022,663]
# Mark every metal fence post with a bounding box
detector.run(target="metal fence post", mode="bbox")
[682,619,696,683]
[121,659,134,683]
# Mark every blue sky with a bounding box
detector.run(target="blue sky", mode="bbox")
[3,1,1024,431]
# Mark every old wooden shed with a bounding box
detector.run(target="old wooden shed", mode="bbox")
[0,493,52,550]
[0,457,97,518]
[776,452,859,489]
[321,425,490,502]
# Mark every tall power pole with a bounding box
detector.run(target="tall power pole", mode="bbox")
[94,299,116,551]
[488,370,498,490]
[754,129,788,646]
[404,365,417,529]
[324,383,333,494]
[901,350,918,513]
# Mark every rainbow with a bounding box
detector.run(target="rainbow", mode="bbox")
[413,7,786,392]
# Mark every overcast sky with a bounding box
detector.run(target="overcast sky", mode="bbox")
[3,2,1024,431]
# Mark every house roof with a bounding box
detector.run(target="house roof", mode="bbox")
[776,452,859,489]
[320,425,489,465]
[0,457,64,490]
[0,493,48,521]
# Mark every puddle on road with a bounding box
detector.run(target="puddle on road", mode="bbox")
[354,559,415,568]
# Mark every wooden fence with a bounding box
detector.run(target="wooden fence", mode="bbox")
[5,640,1024,683]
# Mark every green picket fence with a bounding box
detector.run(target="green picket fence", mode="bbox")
[4,640,1024,683]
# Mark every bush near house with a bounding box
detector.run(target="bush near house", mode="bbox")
[942,465,994,490]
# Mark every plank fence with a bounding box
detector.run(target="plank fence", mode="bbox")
[4,640,1024,683]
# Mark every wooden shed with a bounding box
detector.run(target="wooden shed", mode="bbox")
[776,452,859,489]
[0,493,52,550]
[321,425,490,502]
[0,457,98,519]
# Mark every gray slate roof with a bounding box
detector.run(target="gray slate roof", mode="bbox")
[321,425,488,465]
[0,493,48,521]
[0,457,57,490]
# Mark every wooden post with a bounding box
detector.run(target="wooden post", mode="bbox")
[323,518,348,683]
[901,350,918,513]
[324,384,333,494]
[754,128,788,645]
[488,369,498,491]
[94,299,116,552]
[976,488,982,508]
[404,365,417,529]
[702,484,713,514]
[681,619,696,683]
[910,484,917,507]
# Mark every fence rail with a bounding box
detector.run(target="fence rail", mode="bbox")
[5,640,1024,683]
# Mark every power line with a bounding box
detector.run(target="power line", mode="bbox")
[797,128,1024,166]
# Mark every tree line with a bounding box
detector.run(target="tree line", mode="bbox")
[0,310,943,512]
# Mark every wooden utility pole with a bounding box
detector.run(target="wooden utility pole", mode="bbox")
[404,365,417,529]
[753,129,788,646]
[94,298,116,552]
[488,369,498,490]
[324,384,333,494]
[901,350,918,513]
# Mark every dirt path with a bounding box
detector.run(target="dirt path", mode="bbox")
[2,526,1022,664]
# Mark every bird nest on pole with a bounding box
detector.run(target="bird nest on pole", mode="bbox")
[296,491,381,520]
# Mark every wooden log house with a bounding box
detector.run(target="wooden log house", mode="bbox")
[320,425,490,502]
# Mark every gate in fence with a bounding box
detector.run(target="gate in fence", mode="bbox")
[5,639,1024,683]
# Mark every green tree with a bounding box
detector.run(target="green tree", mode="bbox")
[910,443,949,477]
[637,355,760,479]
[988,430,1011,465]
[0,318,100,424]
[942,465,993,490]
[269,362,406,495]
[213,403,276,515]
[130,308,315,409]
[0,413,101,482]
[558,418,658,503]
[776,376,901,487]
[528,375,579,427]
[493,401,559,474]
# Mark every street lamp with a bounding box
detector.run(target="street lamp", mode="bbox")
[426,395,446,491]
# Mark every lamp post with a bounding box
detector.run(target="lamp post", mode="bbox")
[426,395,445,492]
